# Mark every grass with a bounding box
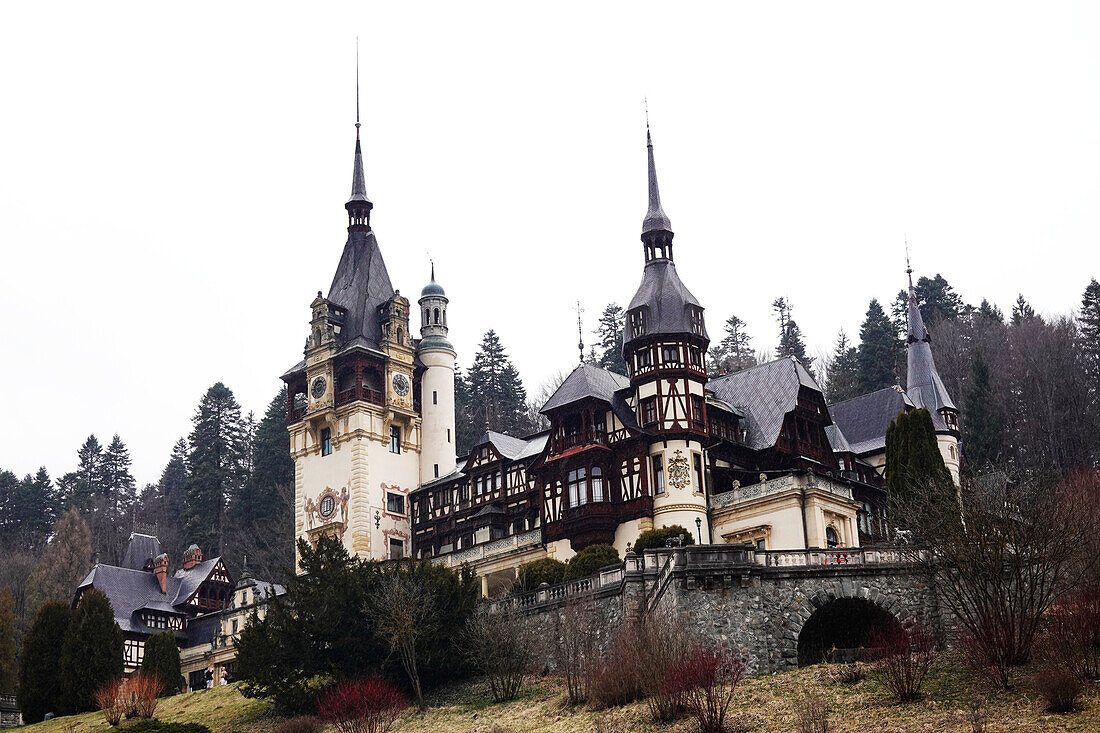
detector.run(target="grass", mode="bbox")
[20,654,1100,733]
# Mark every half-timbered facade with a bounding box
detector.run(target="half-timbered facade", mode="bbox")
[282,113,961,594]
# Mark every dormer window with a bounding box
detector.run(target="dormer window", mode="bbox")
[630,309,647,338]
[689,307,705,336]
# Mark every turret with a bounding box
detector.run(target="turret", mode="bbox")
[622,122,710,541]
[417,265,456,483]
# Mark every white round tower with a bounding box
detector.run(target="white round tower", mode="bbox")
[417,266,457,484]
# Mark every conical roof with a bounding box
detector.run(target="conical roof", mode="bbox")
[905,272,956,414]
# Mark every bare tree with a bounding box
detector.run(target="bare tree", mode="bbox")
[546,597,602,705]
[368,565,437,710]
[897,467,1100,687]
[462,603,538,702]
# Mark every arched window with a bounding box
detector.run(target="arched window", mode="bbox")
[424,308,430,325]
[826,526,839,548]
[433,308,440,324]
[591,466,604,502]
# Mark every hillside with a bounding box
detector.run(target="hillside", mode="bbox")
[20,657,1100,733]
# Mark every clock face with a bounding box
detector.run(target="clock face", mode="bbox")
[392,372,410,397]
[311,376,327,399]
[318,495,336,520]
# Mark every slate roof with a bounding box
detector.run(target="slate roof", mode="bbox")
[824,423,853,453]
[706,357,823,450]
[327,229,395,349]
[121,533,161,571]
[828,386,912,455]
[541,364,631,413]
[77,565,184,635]
[474,430,530,460]
[642,128,672,235]
[171,557,223,606]
[906,279,957,416]
[623,260,706,350]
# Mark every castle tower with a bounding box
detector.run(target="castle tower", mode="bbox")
[417,265,457,483]
[282,119,421,566]
[622,125,711,540]
[905,267,962,485]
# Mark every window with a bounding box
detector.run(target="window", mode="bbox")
[389,538,404,560]
[321,428,333,456]
[652,455,664,495]
[693,453,703,492]
[661,344,679,364]
[434,463,439,478]
[432,390,438,405]
[447,428,451,443]
[386,492,405,515]
[688,347,702,367]
[591,466,604,502]
[641,398,657,427]
[826,526,840,548]
[630,309,647,337]
[389,425,401,454]
[124,639,145,666]
[231,619,238,634]
[691,396,705,430]
[433,308,440,324]
[689,307,705,336]
[568,468,587,507]
[756,538,766,550]
[637,349,652,369]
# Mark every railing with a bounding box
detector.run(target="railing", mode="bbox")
[500,562,626,610]
[758,546,929,567]
[646,551,679,613]
[553,429,607,453]
[334,388,385,407]
[710,474,853,508]
[435,529,542,568]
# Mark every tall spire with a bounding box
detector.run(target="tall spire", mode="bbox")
[642,117,672,236]
[905,263,956,417]
[345,42,373,229]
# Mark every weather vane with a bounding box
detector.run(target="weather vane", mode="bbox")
[576,300,585,364]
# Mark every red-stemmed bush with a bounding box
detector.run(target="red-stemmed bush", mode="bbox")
[1035,591,1100,683]
[666,646,745,733]
[318,678,407,733]
[869,620,938,702]
[127,672,162,719]
[1033,668,1082,713]
[95,678,126,726]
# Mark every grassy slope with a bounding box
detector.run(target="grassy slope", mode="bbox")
[22,657,1100,733]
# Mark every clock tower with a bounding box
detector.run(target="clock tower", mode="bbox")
[282,120,424,566]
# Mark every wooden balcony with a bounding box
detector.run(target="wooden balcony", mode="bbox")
[334,387,385,407]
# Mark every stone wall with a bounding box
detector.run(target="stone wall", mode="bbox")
[499,544,951,675]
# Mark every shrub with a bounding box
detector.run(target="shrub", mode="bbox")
[547,597,602,705]
[511,559,567,593]
[590,641,643,709]
[564,545,620,581]
[667,646,745,733]
[1034,668,1081,713]
[966,700,988,733]
[794,692,829,733]
[593,617,691,720]
[95,677,126,726]
[120,722,211,733]
[275,716,324,733]
[125,672,161,719]
[142,631,182,696]
[1034,591,1100,683]
[463,604,538,702]
[869,620,937,702]
[319,677,407,733]
[632,525,695,554]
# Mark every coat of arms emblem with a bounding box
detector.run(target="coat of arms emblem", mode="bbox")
[668,450,691,490]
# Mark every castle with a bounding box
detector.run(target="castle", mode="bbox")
[283,118,961,595]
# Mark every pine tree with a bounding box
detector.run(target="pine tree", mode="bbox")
[463,331,531,440]
[26,507,93,613]
[0,586,15,694]
[711,314,755,376]
[184,382,248,554]
[58,587,123,714]
[1011,294,1038,325]
[226,391,295,582]
[773,298,809,364]
[98,435,137,564]
[17,600,71,723]
[1080,279,1100,388]
[962,349,1003,469]
[0,468,56,557]
[62,435,104,510]
[141,630,182,695]
[915,274,964,324]
[593,303,627,375]
[857,298,898,393]
[885,408,954,530]
[823,331,861,403]
[977,299,1004,323]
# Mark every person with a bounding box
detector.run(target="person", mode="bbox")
[220,668,228,685]
[204,666,214,690]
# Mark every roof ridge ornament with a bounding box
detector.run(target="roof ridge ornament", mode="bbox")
[346,41,373,228]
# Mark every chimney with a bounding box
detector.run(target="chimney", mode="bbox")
[183,544,202,570]
[153,553,169,594]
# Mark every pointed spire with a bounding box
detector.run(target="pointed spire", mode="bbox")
[642,117,672,235]
[345,44,373,229]
[905,263,956,416]
[906,261,928,344]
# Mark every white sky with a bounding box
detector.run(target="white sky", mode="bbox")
[1,2,1097,488]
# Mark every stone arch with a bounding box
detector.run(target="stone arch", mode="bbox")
[776,580,915,669]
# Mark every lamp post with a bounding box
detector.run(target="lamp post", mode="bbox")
[695,517,703,545]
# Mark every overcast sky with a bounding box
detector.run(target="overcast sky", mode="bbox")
[2,2,1097,488]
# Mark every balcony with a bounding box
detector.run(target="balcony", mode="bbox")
[334,387,385,407]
